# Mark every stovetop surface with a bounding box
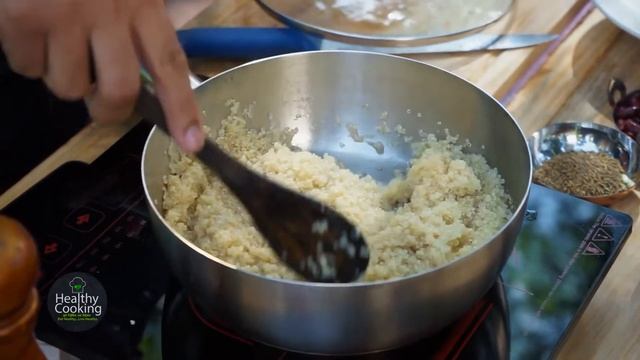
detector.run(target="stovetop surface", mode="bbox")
[2,117,634,359]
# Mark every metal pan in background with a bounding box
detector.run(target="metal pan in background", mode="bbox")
[256,0,514,45]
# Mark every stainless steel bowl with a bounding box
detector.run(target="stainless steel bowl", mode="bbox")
[142,51,531,354]
[528,121,639,205]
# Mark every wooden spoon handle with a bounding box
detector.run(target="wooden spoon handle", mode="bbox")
[0,215,45,360]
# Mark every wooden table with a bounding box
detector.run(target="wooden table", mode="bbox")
[1,0,639,358]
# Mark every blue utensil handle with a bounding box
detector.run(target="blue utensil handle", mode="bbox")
[177,27,321,59]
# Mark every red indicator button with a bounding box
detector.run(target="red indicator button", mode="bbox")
[64,206,105,233]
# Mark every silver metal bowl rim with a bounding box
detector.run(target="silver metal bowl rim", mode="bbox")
[255,0,514,46]
[141,50,533,288]
[528,121,639,171]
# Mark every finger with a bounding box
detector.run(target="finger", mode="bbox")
[0,28,46,79]
[132,4,204,153]
[85,22,139,124]
[43,26,91,100]
[0,0,47,78]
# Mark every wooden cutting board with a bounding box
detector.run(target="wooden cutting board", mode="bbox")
[0,0,583,208]
[186,0,582,98]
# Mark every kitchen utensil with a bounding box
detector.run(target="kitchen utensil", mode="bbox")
[256,0,513,45]
[528,121,639,206]
[593,0,640,40]
[141,51,531,355]
[135,79,369,283]
[177,27,558,59]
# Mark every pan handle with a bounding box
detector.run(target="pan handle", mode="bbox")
[177,27,320,60]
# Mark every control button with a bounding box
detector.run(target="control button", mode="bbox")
[125,218,147,239]
[41,236,72,264]
[64,206,105,233]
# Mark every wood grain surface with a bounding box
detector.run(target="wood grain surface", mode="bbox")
[505,7,640,360]
[2,1,639,358]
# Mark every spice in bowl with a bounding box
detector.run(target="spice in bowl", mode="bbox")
[533,151,635,197]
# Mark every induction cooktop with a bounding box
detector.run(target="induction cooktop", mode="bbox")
[2,121,632,360]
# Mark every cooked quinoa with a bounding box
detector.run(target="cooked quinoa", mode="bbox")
[162,101,512,281]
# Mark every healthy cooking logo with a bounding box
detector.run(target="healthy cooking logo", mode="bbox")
[47,272,107,332]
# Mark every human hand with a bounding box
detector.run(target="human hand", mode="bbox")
[0,0,205,153]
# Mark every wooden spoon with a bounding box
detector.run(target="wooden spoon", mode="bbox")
[135,82,370,283]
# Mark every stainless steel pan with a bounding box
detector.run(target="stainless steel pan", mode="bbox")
[141,51,531,355]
